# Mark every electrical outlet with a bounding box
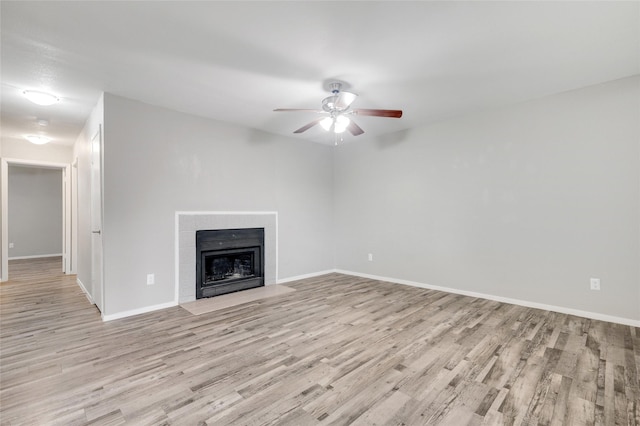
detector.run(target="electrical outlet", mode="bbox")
[368,253,373,262]
[590,278,600,291]
[9,242,14,248]
[147,274,155,285]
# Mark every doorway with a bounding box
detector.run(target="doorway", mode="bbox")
[7,165,63,261]
[1,158,72,281]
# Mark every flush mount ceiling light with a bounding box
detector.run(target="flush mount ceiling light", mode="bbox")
[22,90,59,106]
[25,135,52,145]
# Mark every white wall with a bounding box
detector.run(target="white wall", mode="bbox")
[334,76,640,323]
[8,166,62,258]
[100,94,334,316]
[1,139,72,164]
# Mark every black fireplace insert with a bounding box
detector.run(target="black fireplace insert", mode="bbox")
[196,228,264,298]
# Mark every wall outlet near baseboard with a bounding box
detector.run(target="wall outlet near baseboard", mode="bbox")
[147,274,155,285]
[368,253,373,262]
[9,242,14,248]
[590,278,600,291]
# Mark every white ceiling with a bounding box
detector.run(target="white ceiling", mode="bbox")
[1,1,638,147]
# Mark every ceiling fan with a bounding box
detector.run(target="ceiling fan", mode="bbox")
[273,82,402,137]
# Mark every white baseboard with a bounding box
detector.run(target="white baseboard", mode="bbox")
[76,278,94,304]
[96,269,639,327]
[9,253,63,260]
[277,269,337,284]
[102,301,178,322]
[107,269,331,321]
[335,269,640,328]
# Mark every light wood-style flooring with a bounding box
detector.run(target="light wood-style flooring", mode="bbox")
[1,257,638,425]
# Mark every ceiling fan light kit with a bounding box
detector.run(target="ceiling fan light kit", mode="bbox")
[320,115,350,133]
[274,81,403,139]
[319,117,332,131]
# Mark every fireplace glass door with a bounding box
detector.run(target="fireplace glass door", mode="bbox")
[204,248,258,285]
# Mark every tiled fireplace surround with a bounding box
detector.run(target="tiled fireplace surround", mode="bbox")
[176,212,277,303]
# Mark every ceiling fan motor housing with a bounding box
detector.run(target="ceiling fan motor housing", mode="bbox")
[322,96,340,113]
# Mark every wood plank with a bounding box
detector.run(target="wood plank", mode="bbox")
[1,258,638,425]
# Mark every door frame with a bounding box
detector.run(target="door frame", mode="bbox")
[90,126,104,313]
[1,158,72,281]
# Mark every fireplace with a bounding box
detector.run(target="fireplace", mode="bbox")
[196,228,264,298]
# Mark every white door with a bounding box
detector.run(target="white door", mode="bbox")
[90,126,104,313]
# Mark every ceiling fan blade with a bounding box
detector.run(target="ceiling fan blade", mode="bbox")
[293,118,323,134]
[274,108,324,113]
[353,108,403,118]
[347,120,365,136]
[334,91,358,110]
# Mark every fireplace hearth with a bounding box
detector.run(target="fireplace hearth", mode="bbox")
[196,228,264,298]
